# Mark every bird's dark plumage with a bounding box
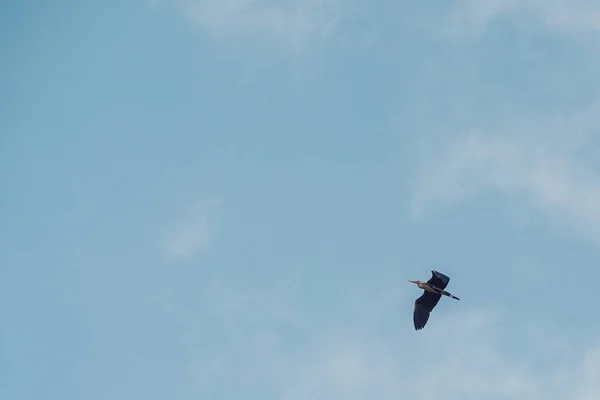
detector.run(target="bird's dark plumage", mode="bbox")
[410,270,458,330]
[413,291,441,330]
[427,270,450,290]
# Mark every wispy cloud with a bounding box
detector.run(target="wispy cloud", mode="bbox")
[447,0,600,36]
[411,134,600,244]
[180,277,600,400]
[409,94,600,242]
[172,0,345,53]
[163,197,221,261]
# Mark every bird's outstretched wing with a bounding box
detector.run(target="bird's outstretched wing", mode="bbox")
[413,304,431,330]
[413,291,442,330]
[427,270,450,290]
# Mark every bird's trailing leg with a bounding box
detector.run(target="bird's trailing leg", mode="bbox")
[440,289,459,300]
[427,284,460,300]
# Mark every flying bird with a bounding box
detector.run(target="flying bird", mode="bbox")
[409,270,460,330]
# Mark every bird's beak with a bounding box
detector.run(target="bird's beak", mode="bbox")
[408,280,418,284]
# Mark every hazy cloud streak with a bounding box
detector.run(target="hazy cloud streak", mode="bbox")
[163,197,221,261]
[173,0,345,53]
[182,278,600,400]
[411,129,600,244]
[447,0,600,36]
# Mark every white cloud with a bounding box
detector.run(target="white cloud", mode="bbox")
[409,94,600,243]
[446,0,600,36]
[180,278,600,400]
[173,0,344,53]
[163,197,220,261]
[410,129,600,244]
[148,0,161,9]
[278,327,599,400]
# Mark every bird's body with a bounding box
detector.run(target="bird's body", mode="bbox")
[409,270,460,330]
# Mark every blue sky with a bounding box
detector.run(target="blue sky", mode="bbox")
[2,1,600,399]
